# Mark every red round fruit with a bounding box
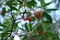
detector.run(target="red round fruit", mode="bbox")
[35,13,40,18]
[41,32,44,35]
[27,17,32,22]
[36,15,40,18]
[37,30,41,33]
[34,13,42,19]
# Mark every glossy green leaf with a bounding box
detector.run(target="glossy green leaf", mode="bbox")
[2,27,11,33]
[24,23,33,31]
[1,33,9,40]
[46,9,58,13]
[24,23,29,32]
[45,14,52,23]
[1,7,6,16]
[9,36,14,40]
[23,35,27,40]
[6,0,17,6]
[29,23,32,31]
[42,12,52,23]
[0,24,8,27]
[6,1,11,7]
[27,0,37,8]
[14,23,18,31]
[17,0,23,8]
[32,16,36,21]
[19,28,26,31]
[17,0,23,4]
[41,2,52,8]
[0,0,59,40]
[11,6,18,11]
[6,1,18,11]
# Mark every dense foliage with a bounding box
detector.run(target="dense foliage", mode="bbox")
[0,0,59,40]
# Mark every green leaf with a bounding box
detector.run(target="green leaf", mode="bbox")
[6,0,17,6]
[45,14,52,23]
[11,6,18,11]
[45,30,56,37]
[0,24,8,27]
[14,23,18,31]
[10,36,14,40]
[6,1,11,7]
[24,23,33,31]
[41,2,52,8]
[6,1,18,11]
[12,1,17,5]
[39,0,45,5]
[29,23,32,31]
[42,12,52,23]
[24,23,29,32]
[45,9,58,13]
[19,28,26,31]
[17,0,23,8]
[2,26,11,33]
[32,16,36,21]
[27,0,37,8]
[2,7,6,16]
[1,33,9,40]
[23,35,27,40]
[0,24,8,31]
[17,0,23,4]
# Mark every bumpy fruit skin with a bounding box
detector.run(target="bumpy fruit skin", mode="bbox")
[27,17,32,22]
[23,18,27,21]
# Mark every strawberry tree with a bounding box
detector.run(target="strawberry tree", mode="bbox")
[0,0,59,40]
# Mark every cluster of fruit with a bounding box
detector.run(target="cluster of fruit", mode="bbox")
[37,29,44,35]
[23,11,44,22]
[33,29,44,40]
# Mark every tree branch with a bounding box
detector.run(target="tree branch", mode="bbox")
[5,0,15,40]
